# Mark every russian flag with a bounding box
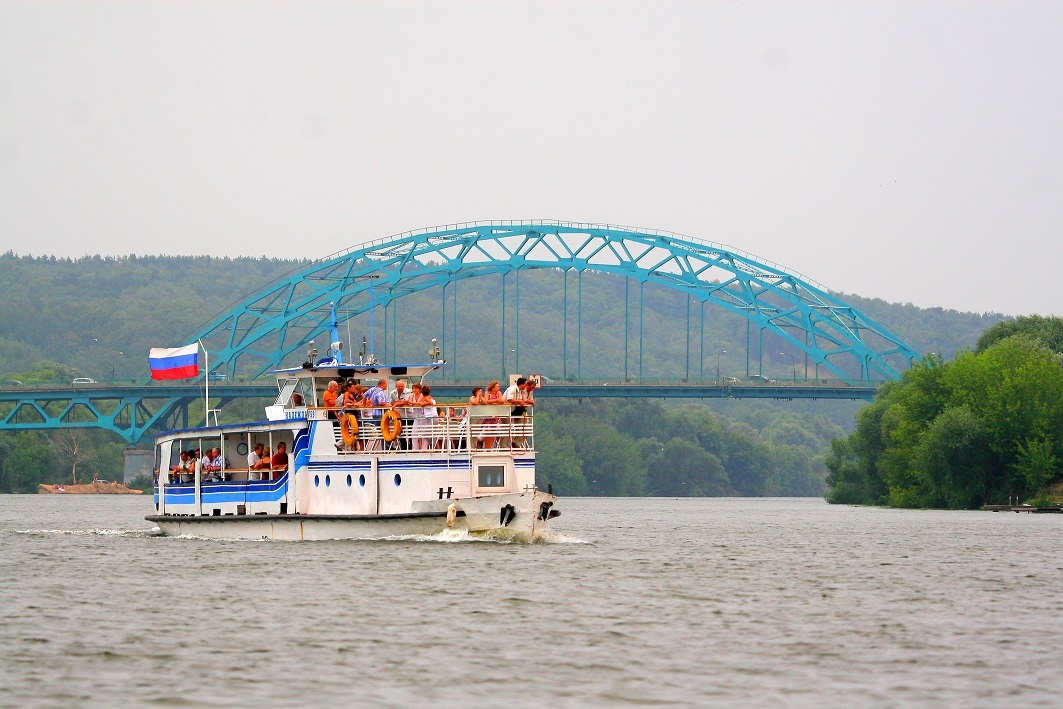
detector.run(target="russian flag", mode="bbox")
[149,343,200,380]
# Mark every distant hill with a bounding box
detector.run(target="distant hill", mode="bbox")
[0,252,1009,383]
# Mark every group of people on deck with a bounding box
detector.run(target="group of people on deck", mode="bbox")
[319,376,537,451]
[246,441,288,479]
[167,442,288,483]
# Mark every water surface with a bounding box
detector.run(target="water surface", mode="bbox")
[2,496,1062,706]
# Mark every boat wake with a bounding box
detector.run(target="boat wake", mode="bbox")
[376,528,590,545]
[12,527,164,538]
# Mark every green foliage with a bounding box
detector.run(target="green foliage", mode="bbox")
[535,398,840,497]
[976,315,1063,354]
[0,432,56,492]
[646,438,729,496]
[534,424,586,496]
[1016,438,1058,497]
[826,335,1063,508]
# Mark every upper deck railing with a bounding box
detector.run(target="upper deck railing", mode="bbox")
[308,405,534,454]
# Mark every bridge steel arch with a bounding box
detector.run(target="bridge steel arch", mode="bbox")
[193,221,918,382]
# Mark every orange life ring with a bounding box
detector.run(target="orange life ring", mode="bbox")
[341,413,359,446]
[381,409,402,442]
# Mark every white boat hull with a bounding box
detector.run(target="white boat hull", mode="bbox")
[147,491,558,542]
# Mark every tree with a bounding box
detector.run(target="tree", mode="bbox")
[914,406,990,509]
[1015,438,1057,497]
[51,430,94,484]
[2,432,55,493]
[645,437,730,496]
[976,315,1063,354]
[535,428,587,496]
[826,336,1063,508]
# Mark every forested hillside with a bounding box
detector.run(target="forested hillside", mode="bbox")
[0,252,1009,494]
[0,253,1007,383]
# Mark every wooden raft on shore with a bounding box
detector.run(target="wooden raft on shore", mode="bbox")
[982,504,1063,513]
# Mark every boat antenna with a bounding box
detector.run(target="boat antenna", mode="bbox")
[346,306,353,366]
[329,302,343,364]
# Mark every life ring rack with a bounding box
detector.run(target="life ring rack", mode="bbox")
[341,413,359,447]
[381,409,402,443]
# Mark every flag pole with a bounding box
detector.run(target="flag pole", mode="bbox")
[200,340,209,426]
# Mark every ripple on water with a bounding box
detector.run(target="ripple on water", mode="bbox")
[2,496,1063,707]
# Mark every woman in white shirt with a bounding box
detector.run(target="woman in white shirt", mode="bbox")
[412,385,438,451]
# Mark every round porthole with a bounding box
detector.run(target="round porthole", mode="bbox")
[325,474,331,487]
[359,474,365,487]
[394,473,402,486]
[236,442,248,456]
[314,474,320,487]
[346,474,352,487]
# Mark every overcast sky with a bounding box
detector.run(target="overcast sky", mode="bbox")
[1,2,1060,315]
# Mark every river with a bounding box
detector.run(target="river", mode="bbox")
[1,495,1062,706]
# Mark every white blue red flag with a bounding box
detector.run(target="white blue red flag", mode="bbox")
[148,343,200,380]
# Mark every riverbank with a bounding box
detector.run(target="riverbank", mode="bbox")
[38,482,143,495]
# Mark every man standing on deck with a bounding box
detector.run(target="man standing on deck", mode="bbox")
[389,379,412,450]
[364,379,390,451]
[322,380,340,419]
[270,442,288,479]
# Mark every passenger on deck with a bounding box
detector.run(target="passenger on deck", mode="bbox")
[169,450,188,473]
[520,378,536,409]
[389,379,412,451]
[514,379,536,447]
[323,380,340,418]
[389,379,407,405]
[340,382,363,451]
[362,379,389,451]
[170,450,192,482]
[248,442,271,471]
[203,448,223,480]
[271,442,288,478]
[412,385,438,451]
[481,381,504,449]
[468,387,485,448]
[504,377,527,413]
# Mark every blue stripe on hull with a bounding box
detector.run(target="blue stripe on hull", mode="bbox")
[155,473,289,506]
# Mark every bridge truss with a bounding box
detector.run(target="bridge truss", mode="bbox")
[0,221,916,443]
[195,220,917,381]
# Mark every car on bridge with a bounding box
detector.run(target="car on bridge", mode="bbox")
[72,377,97,385]
[748,374,776,384]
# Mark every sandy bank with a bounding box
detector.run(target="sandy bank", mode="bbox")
[39,482,144,495]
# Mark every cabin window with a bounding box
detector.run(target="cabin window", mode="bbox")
[477,465,506,488]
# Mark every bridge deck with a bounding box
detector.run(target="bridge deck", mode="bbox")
[0,379,877,443]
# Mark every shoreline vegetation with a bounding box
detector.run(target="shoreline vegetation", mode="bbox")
[0,252,1028,498]
[825,316,1063,509]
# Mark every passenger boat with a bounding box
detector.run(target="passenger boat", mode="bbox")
[146,358,559,541]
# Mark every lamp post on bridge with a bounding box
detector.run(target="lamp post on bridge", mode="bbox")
[716,350,726,384]
[779,352,796,384]
[503,349,515,378]
[112,352,123,383]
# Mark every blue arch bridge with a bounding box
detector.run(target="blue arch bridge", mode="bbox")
[0,221,917,443]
